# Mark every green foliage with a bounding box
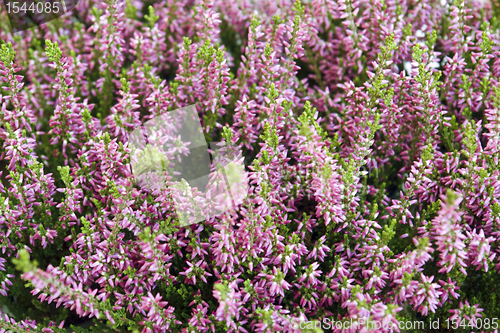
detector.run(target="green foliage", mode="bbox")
[250,15,260,34]
[44,40,62,63]
[144,5,159,27]
[12,250,37,274]
[298,101,328,140]
[441,114,459,152]
[125,0,138,19]
[221,125,233,143]
[260,122,279,151]
[293,0,305,17]
[0,42,15,64]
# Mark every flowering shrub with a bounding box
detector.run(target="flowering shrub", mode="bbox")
[1,0,500,332]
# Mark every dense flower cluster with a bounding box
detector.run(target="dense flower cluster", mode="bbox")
[1,0,500,332]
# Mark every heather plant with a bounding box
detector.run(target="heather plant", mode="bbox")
[1,0,500,332]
